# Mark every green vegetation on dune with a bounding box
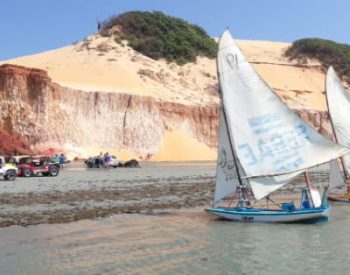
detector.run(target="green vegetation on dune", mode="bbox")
[285,38,350,82]
[100,11,217,65]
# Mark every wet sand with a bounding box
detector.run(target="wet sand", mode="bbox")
[0,161,331,228]
[0,161,216,227]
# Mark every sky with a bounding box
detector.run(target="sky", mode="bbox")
[0,0,349,60]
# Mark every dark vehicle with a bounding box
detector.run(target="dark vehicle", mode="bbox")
[85,156,103,168]
[85,156,119,168]
[123,159,140,168]
[17,156,60,177]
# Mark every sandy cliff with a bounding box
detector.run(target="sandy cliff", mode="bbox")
[0,34,335,160]
[0,64,218,160]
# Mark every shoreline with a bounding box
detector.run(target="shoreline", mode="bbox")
[0,161,331,228]
[0,161,216,227]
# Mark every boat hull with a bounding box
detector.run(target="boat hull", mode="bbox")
[205,206,329,223]
[328,194,350,203]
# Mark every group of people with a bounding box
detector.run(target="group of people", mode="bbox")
[85,152,119,169]
[52,154,65,169]
[100,152,112,169]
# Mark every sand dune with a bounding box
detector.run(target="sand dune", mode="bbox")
[1,34,326,110]
[0,33,328,160]
[1,34,218,107]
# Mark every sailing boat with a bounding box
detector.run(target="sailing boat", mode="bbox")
[325,66,350,202]
[205,30,350,223]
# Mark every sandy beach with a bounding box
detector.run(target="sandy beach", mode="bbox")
[0,161,216,227]
[0,161,331,228]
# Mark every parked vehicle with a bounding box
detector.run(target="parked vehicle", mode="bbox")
[85,156,102,168]
[0,156,17,180]
[17,156,60,177]
[110,156,119,168]
[123,159,140,168]
[85,155,119,168]
[7,155,31,166]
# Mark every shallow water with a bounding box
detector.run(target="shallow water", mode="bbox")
[1,203,350,275]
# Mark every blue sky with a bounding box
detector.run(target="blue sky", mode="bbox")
[0,0,349,60]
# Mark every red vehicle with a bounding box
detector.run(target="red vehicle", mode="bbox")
[17,156,60,177]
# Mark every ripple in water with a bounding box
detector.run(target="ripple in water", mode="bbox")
[0,203,350,274]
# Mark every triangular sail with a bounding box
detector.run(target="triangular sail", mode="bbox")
[329,159,344,191]
[326,66,350,177]
[214,110,241,202]
[248,171,301,200]
[217,30,349,200]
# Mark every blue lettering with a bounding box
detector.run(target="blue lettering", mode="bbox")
[248,113,279,127]
[241,115,310,173]
[276,157,303,173]
[253,122,284,135]
[283,124,308,149]
[258,134,285,161]
[238,144,258,166]
[272,150,299,165]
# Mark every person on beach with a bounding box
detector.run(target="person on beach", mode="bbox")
[53,154,59,163]
[59,154,65,170]
[99,152,104,167]
[103,152,111,170]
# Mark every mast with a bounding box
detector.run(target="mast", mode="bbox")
[220,104,244,186]
[304,172,315,207]
[221,103,250,206]
[324,69,349,185]
[215,33,245,188]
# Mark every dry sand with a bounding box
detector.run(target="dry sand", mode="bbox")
[0,34,218,107]
[0,34,331,161]
[1,34,327,111]
[45,130,217,162]
[153,130,217,161]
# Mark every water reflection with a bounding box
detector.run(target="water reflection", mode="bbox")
[0,204,350,274]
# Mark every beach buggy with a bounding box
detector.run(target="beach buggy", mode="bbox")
[17,156,60,177]
[0,156,17,180]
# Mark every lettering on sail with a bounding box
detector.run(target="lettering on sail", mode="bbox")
[218,148,236,181]
[226,53,238,70]
[238,113,308,173]
[225,53,252,93]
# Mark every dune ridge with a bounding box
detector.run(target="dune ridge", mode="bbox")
[0,33,331,160]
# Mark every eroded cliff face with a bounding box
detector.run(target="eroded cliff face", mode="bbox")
[0,34,338,159]
[0,64,218,159]
[296,109,332,140]
[0,129,33,155]
[0,64,334,160]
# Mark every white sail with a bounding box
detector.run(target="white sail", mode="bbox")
[329,159,344,190]
[217,30,349,200]
[248,172,301,200]
[214,109,241,202]
[326,66,350,177]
